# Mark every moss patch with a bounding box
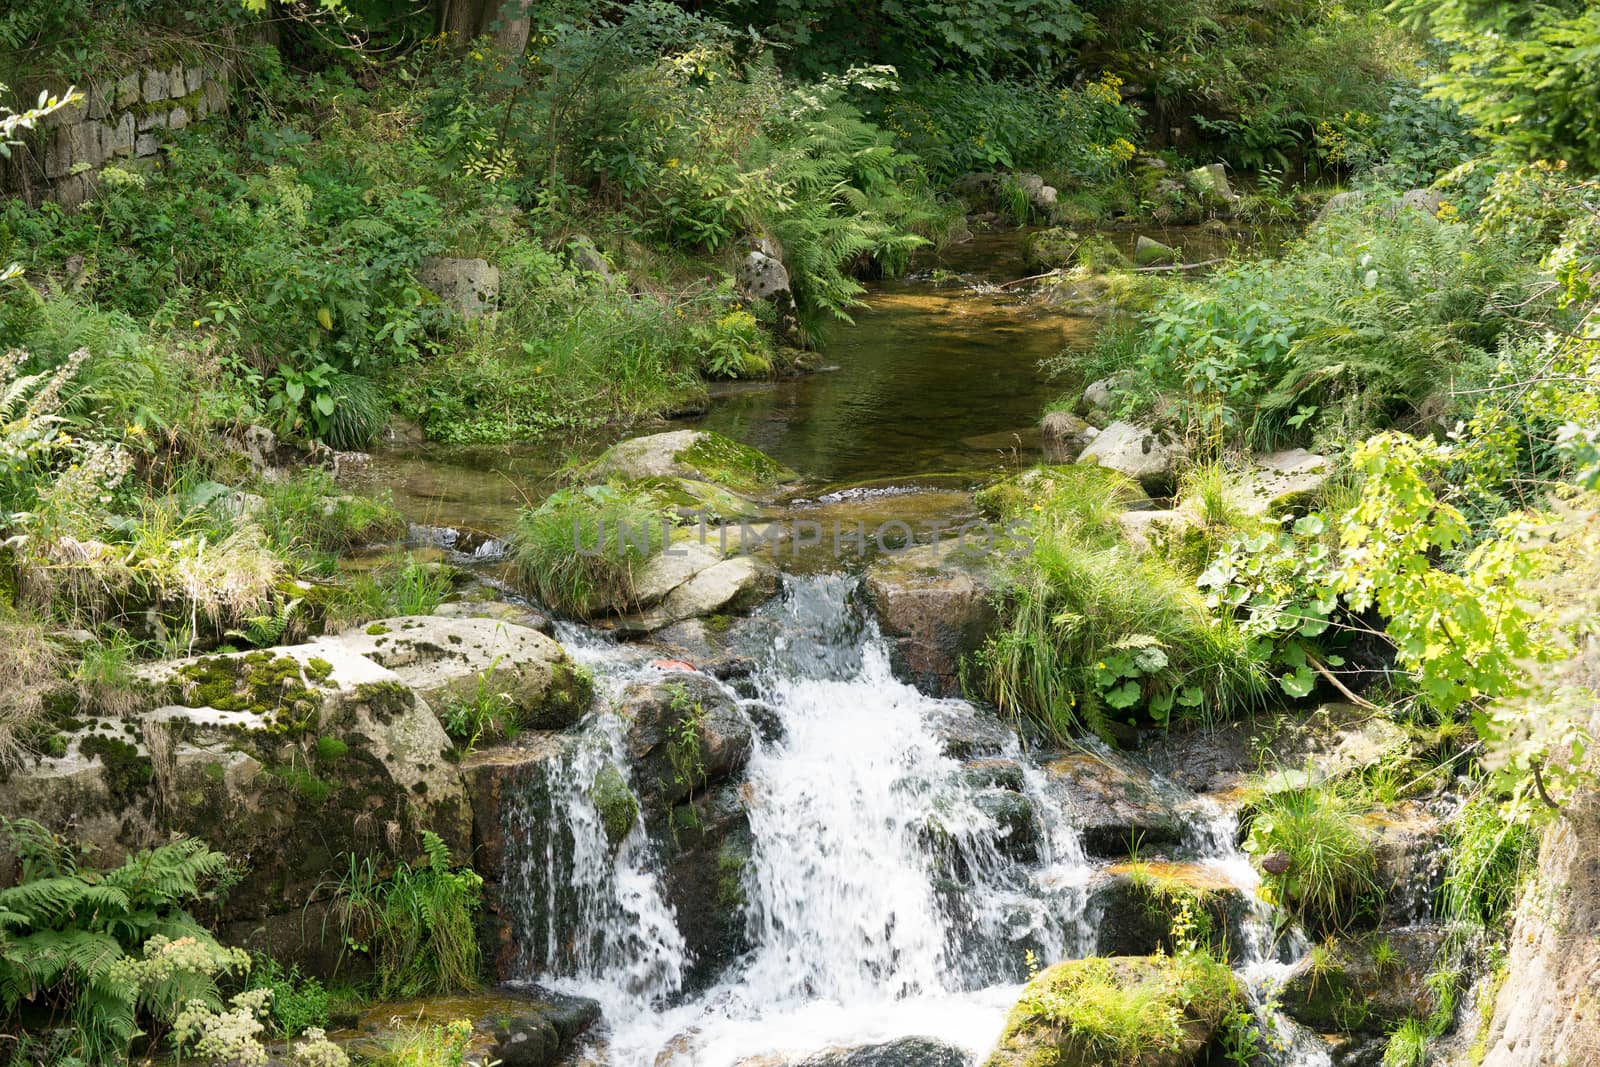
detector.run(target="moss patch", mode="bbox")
[589,762,638,848]
[80,733,153,805]
[173,652,325,732]
[675,433,795,494]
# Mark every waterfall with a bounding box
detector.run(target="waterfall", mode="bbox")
[498,576,1094,1066]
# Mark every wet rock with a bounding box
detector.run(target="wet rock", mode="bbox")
[1077,420,1188,495]
[1041,750,1184,858]
[620,672,752,809]
[589,761,638,848]
[613,544,780,634]
[1134,235,1179,265]
[1087,864,1250,959]
[1367,800,1448,925]
[657,779,754,993]
[801,1037,971,1067]
[489,993,603,1067]
[925,704,1016,760]
[333,615,593,730]
[962,758,1028,793]
[864,542,1001,697]
[974,788,1040,863]
[1279,926,1449,1035]
[984,955,1241,1067]
[589,430,798,496]
[1141,721,1257,795]
[417,256,499,318]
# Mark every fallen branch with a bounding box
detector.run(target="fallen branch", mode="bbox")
[1304,650,1380,710]
[1133,258,1226,273]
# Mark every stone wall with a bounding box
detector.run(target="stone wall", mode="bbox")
[3,59,230,209]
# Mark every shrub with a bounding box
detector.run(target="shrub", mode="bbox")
[247,955,332,1038]
[256,471,405,565]
[1103,206,1539,450]
[512,482,668,619]
[332,831,483,1000]
[324,557,454,631]
[1439,792,1537,927]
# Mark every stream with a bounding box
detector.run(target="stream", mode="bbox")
[387,226,1327,1065]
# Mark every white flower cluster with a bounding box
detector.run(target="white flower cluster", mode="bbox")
[170,987,273,1067]
[291,1027,350,1067]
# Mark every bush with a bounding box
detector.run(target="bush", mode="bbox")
[1440,792,1536,927]
[973,465,1268,741]
[511,482,669,619]
[247,955,332,1038]
[1102,205,1540,450]
[332,831,483,1000]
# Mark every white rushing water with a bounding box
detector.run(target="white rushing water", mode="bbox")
[500,575,1326,1066]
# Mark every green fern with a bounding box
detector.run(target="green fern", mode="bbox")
[0,818,236,1064]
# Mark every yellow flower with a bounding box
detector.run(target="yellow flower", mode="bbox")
[666,158,680,169]
[192,319,201,328]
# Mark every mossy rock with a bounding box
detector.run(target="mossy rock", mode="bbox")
[974,464,1147,522]
[1025,227,1084,271]
[1278,927,1447,1035]
[588,430,796,497]
[985,955,1242,1067]
[589,761,638,848]
[630,475,762,525]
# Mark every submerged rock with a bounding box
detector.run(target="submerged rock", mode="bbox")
[800,1037,971,1067]
[1076,420,1188,495]
[864,542,1001,697]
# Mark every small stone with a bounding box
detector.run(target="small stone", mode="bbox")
[115,71,141,108]
[186,65,206,95]
[141,67,169,103]
[167,106,189,131]
[1134,234,1179,266]
[134,132,160,157]
[137,109,168,132]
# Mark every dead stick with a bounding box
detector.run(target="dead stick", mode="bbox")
[1304,650,1380,710]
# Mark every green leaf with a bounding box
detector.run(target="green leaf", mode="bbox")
[1279,666,1315,698]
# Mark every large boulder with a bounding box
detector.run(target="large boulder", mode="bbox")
[334,615,593,730]
[864,543,1002,697]
[984,955,1242,1067]
[1087,864,1250,959]
[589,430,797,496]
[656,779,754,994]
[0,640,472,959]
[1077,421,1188,495]
[344,989,599,1067]
[737,249,801,344]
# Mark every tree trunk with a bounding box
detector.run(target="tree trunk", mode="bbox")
[438,0,530,55]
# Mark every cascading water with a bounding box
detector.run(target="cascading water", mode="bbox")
[499,576,1094,1065]
[1186,804,1333,1067]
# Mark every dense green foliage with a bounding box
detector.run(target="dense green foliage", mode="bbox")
[0,819,240,1064]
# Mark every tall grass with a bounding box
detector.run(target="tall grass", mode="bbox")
[1243,778,1378,934]
[511,483,667,620]
[975,466,1268,741]
[332,832,482,1000]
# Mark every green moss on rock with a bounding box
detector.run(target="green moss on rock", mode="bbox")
[589,762,638,848]
[80,733,153,805]
[984,954,1241,1067]
[675,433,795,494]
